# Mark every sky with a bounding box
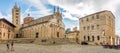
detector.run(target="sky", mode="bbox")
[0,0,120,36]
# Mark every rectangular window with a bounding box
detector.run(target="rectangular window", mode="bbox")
[96,15,99,19]
[92,16,94,20]
[86,18,88,21]
[87,26,89,30]
[97,25,99,29]
[92,25,94,30]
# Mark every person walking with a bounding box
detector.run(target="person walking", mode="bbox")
[11,41,14,51]
[6,41,10,52]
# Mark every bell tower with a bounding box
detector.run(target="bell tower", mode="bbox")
[12,3,21,38]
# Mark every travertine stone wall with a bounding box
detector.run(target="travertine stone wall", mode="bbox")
[79,10,115,45]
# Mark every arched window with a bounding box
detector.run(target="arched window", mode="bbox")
[92,25,94,30]
[57,32,59,38]
[84,36,86,41]
[92,36,94,41]
[97,36,100,40]
[88,36,90,41]
[36,32,39,38]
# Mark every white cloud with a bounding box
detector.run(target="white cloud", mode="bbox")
[47,0,120,19]
[63,11,78,20]
[21,0,52,17]
[48,0,96,19]
[0,12,12,23]
[0,12,3,18]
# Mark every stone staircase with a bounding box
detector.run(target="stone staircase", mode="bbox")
[12,38,35,43]
[34,38,78,45]
[34,38,53,45]
[0,38,79,45]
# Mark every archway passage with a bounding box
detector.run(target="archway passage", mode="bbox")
[84,36,86,41]
[97,36,100,40]
[57,32,59,38]
[36,32,39,38]
[16,34,19,38]
[88,36,90,41]
[92,36,94,41]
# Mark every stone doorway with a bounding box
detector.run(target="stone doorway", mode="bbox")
[36,32,39,38]
[57,32,59,38]
[88,36,90,41]
[92,36,94,41]
[16,34,19,38]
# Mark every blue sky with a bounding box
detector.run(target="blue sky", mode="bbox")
[0,0,120,36]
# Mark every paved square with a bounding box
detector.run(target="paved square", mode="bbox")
[0,44,120,53]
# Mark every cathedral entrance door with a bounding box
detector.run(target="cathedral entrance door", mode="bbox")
[16,34,19,38]
[36,32,38,38]
[57,32,59,38]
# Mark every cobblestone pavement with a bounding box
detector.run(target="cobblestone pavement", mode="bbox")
[0,44,120,53]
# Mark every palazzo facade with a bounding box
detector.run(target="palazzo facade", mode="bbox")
[79,10,115,45]
[0,18,15,40]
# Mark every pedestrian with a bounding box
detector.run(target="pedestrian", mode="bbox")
[6,41,10,52]
[11,41,14,51]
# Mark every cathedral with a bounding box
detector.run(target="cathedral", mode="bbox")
[0,4,65,43]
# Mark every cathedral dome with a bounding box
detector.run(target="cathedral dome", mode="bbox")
[24,14,34,24]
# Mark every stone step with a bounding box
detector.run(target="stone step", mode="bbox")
[34,38,78,45]
[13,38,35,43]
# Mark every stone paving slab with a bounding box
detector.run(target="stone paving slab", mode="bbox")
[0,44,120,53]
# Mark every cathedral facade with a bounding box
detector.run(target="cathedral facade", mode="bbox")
[12,4,65,42]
